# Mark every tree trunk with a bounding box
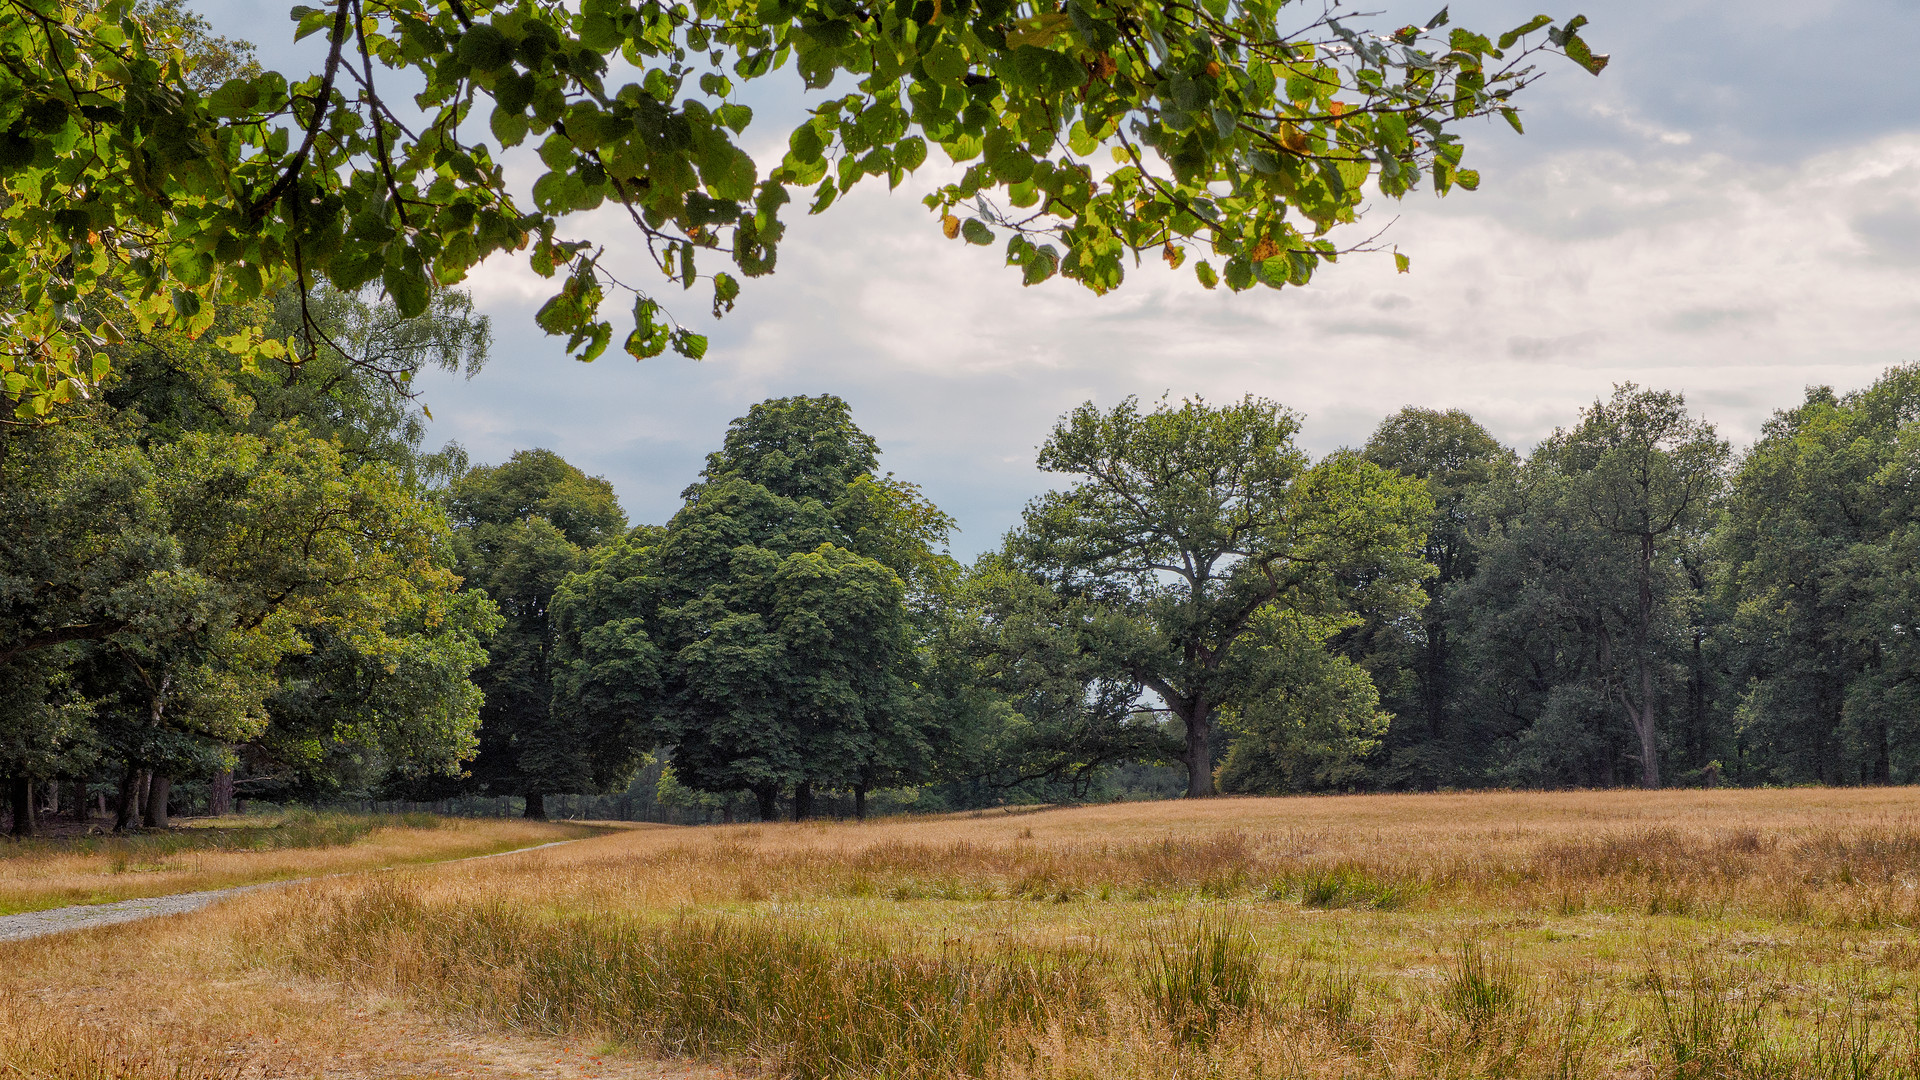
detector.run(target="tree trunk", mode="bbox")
[144,772,172,829]
[8,776,36,838]
[73,778,92,824]
[208,769,234,817]
[43,778,58,815]
[792,781,813,822]
[1180,698,1216,797]
[754,784,779,822]
[523,791,548,820]
[1634,659,1662,790]
[114,766,142,833]
[854,784,868,822]
[1633,533,1662,790]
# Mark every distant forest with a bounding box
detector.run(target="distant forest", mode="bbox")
[7,287,1920,833]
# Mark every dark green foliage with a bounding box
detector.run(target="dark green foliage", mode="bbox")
[552,396,951,819]
[1719,366,1920,785]
[0,0,1604,420]
[1215,613,1390,795]
[1010,396,1433,797]
[1354,408,1513,788]
[0,287,499,829]
[921,556,1179,802]
[443,450,630,816]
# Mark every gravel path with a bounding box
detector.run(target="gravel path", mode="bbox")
[0,836,589,944]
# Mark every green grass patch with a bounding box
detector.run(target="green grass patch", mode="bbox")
[0,810,439,863]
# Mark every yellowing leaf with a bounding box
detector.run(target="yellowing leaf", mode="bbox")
[1005,12,1072,48]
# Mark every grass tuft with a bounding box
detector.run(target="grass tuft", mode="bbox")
[1287,863,1425,910]
[1443,943,1526,1036]
[1137,914,1262,1044]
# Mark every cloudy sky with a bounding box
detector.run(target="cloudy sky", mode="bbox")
[198,0,1920,557]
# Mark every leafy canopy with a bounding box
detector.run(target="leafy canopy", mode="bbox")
[0,0,1602,421]
[1014,395,1432,796]
[552,395,951,812]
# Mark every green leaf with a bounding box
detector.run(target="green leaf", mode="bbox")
[1500,107,1524,135]
[292,5,336,41]
[1021,248,1057,286]
[455,24,512,71]
[1195,260,1218,289]
[896,136,927,172]
[961,218,993,245]
[713,271,741,316]
[923,42,968,85]
[490,106,529,147]
[717,103,753,134]
[384,265,430,317]
[1394,251,1411,274]
[1008,45,1085,95]
[673,329,709,358]
[1560,25,1610,76]
[206,78,261,117]
[799,19,856,47]
[1497,15,1551,50]
[626,298,671,358]
[1224,256,1253,291]
[1068,121,1099,157]
[789,122,826,163]
[700,144,758,202]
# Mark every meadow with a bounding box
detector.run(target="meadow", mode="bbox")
[8,790,1920,1078]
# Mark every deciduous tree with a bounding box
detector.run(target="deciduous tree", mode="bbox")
[552,395,950,819]
[445,448,627,818]
[1013,396,1431,797]
[1352,406,1511,787]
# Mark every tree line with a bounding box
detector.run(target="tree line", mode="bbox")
[8,283,1920,833]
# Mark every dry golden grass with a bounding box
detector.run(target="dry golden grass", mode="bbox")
[0,811,592,915]
[0,848,736,1080]
[13,790,1920,1078]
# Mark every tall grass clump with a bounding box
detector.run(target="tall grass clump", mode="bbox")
[1137,915,1262,1044]
[1443,944,1526,1037]
[282,880,1106,1079]
[1644,962,1769,1078]
[1286,864,1424,910]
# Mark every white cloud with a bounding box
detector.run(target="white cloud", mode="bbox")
[416,128,1920,555]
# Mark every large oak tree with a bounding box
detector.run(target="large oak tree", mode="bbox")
[1012,395,1431,797]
